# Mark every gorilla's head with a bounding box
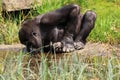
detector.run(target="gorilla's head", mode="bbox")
[19,19,42,52]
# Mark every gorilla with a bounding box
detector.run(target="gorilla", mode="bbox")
[19,4,96,53]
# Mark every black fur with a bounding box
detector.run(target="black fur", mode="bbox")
[19,4,96,53]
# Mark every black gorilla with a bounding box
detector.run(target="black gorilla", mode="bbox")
[19,4,96,53]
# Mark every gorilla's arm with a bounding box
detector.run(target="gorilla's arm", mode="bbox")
[40,4,80,27]
[40,4,80,52]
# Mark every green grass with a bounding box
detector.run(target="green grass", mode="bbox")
[0,0,120,79]
[0,51,120,80]
[86,0,120,44]
[0,0,120,44]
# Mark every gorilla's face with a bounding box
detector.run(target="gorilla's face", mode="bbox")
[19,20,42,52]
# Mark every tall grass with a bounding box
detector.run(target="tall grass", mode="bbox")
[0,51,120,80]
[86,0,120,44]
[0,0,120,44]
[0,1,120,80]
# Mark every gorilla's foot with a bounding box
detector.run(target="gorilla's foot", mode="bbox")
[53,41,75,53]
[62,41,75,52]
[74,41,85,50]
[53,42,62,52]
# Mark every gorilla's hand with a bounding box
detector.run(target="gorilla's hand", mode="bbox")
[53,37,75,53]
[74,41,85,50]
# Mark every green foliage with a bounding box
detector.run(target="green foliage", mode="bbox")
[0,0,120,44]
[0,51,120,80]
[0,21,19,44]
[32,0,84,15]
[79,0,120,44]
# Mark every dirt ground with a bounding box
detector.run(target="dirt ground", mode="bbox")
[0,42,120,57]
[75,42,120,57]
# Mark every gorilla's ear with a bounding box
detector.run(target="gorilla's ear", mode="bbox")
[21,19,30,26]
[18,28,27,45]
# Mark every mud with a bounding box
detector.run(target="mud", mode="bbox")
[0,42,120,57]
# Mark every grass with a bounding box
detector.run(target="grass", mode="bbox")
[0,0,120,44]
[0,0,120,80]
[0,51,120,80]
[86,0,120,44]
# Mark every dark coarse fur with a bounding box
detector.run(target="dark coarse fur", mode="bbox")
[19,4,96,53]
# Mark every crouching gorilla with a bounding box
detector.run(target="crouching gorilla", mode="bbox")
[19,4,96,53]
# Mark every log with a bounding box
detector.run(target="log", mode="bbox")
[2,0,41,11]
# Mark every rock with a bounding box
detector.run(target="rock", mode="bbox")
[2,0,41,11]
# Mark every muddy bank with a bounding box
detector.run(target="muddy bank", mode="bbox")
[75,42,120,57]
[0,42,120,57]
[0,44,25,52]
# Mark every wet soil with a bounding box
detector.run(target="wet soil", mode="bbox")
[76,42,120,57]
[0,42,120,80]
[0,42,120,57]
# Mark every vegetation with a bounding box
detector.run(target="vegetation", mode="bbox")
[0,51,120,80]
[0,0,120,80]
[0,0,120,44]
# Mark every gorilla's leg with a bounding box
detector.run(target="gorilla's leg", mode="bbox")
[43,26,65,52]
[53,5,80,52]
[74,10,96,50]
[40,4,80,26]
[40,4,80,52]
[44,27,64,45]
